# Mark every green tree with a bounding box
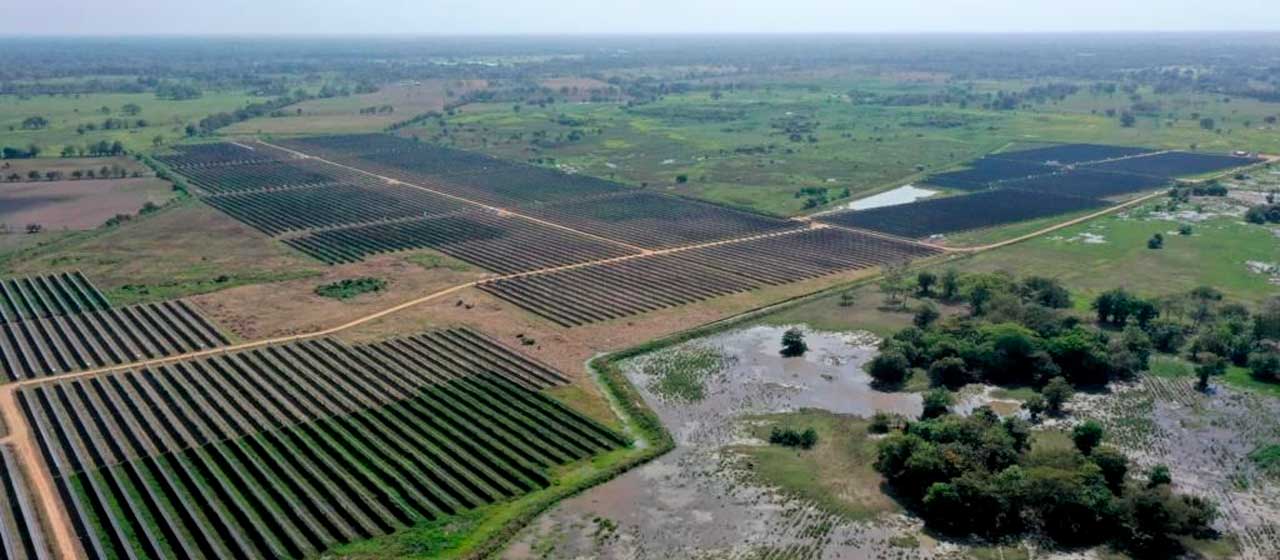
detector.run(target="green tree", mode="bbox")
[913,302,940,328]
[867,351,911,387]
[940,268,961,300]
[1148,465,1172,488]
[916,271,937,297]
[1042,376,1074,415]
[1195,353,1226,392]
[928,356,970,389]
[1091,447,1129,494]
[921,388,952,419]
[780,328,808,357]
[1072,421,1105,455]
[1022,394,1048,421]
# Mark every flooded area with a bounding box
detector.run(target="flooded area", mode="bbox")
[837,185,938,211]
[504,325,931,559]
[507,325,1280,559]
[1080,377,1280,560]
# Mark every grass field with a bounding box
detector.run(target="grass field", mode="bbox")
[953,198,1280,306]
[730,410,896,521]
[0,198,321,304]
[0,90,259,153]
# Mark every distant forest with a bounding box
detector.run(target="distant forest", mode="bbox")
[2,34,1280,101]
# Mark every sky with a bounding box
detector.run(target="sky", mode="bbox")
[3,0,1279,35]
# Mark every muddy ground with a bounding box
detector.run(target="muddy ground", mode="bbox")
[504,325,944,560]
[1079,377,1280,560]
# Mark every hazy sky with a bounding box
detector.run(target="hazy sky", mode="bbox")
[4,0,1279,35]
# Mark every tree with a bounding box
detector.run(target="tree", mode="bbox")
[1092,447,1129,494]
[121,103,142,116]
[921,388,952,419]
[928,356,970,389]
[1120,111,1137,127]
[916,271,937,297]
[1255,296,1280,340]
[838,290,857,307]
[675,174,688,184]
[867,351,911,387]
[20,116,49,130]
[1178,223,1193,236]
[913,302,940,328]
[1072,421,1105,455]
[1249,350,1280,382]
[940,268,961,300]
[1148,465,1172,488]
[1195,353,1226,392]
[879,264,911,308]
[1199,117,1216,130]
[1147,233,1164,249]
[780,328,807,357]
[1042,376,1074,415]
[1022,394,1048,421]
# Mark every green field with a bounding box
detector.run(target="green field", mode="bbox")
[954,197,1280,306]
[0,90,258,154]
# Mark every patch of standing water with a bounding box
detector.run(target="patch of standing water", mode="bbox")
[504,326,929,560]
[836,185,938,212]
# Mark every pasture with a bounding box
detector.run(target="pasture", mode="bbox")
[0,91,258,154]
[956,197,1280,305]
[225,81,487,135]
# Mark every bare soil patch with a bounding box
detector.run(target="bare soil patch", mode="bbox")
[0,177,174,230]
[190,250,488,340]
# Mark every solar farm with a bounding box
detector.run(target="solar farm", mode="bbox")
[820,143,1263,239]
[147,134,954,328]
[0,133,1263,560]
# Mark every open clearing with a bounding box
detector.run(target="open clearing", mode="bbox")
[225,81,488,135]
[0,178,175,230]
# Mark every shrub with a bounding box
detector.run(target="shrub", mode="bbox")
[868,411,901,434]
[314,277,387,300]
[867,351,911,387]
[1248,351,1280,382]
[769,426,818,450]
[1147,233,1164,249]
[921,388,952,420]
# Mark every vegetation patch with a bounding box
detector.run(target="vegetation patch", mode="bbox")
[732,410,897,521]
[1248,444,1280,477]
[639,345,727,402]
[314,277,387,300]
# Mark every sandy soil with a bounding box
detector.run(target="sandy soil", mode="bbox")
[0,177,174,230]
[505,326,936,560]
[190,251,488,340]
